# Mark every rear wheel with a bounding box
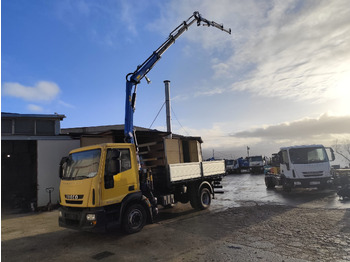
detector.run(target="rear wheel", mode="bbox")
[265,177,275,189]
[190,187,212,210]
[198,188,211,210]
[122,204,147,234]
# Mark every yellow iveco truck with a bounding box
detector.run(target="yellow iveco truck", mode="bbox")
[58,141,225,233]
[58,11,230,234]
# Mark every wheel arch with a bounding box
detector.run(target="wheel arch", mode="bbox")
[120,192,153,225]
[198,180,214,195]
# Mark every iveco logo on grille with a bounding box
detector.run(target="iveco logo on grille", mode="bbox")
[65,195,81,200]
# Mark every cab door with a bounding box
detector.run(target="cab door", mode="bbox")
[280,150,293,179]
[101,148,139,205]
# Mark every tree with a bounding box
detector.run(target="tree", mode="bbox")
[333,139,350,167]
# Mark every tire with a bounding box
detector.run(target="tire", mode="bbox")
[190,190,200,209]
[265,177,275,189]
[198,187,211,210]
[122,203,147,234]
[190,187,212,210]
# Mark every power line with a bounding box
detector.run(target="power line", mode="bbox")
[149,102,165,129]
[148,101,190,136]
[171,106,190,136]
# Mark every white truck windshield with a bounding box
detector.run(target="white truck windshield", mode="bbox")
[250,156,263,162]
[289,147,328,164]
[63,149,101,180]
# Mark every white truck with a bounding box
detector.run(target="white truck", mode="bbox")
[265,144,335,191]
[248,155,264,174]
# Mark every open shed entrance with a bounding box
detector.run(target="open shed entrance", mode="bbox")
[1,140,37,212]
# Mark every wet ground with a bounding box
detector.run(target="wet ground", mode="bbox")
[213,172,350,210]
[2,173,350,261]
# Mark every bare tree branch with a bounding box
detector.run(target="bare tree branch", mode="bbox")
[333,139,350,163]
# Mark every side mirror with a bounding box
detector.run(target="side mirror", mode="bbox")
[106,150,122,175]
[105,150,122,189]
[286,162,290,170]
[107,158,122,175]
[327,147,335,161]
[59,157,69,179]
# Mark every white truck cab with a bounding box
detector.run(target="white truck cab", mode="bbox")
[248,155,264,174]
[265,144,335,191]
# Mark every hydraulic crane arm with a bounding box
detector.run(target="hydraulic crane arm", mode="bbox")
[125,11,231,144]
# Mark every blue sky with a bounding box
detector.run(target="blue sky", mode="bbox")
[2,0,350,164]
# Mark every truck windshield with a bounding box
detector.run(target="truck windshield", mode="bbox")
[250,156,262,162]
[62,149,101,180]
[289,147,328,164]
[226,160,234,165]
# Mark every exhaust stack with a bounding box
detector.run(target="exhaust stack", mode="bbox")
[164,80,172,139]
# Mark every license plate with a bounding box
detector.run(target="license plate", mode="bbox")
[66,213,79,220]
[310,181,320,185]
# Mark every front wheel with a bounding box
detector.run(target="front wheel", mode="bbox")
[122,204,147,234]
[265,177,275,189]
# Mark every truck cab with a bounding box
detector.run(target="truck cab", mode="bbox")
[248,155,264,174]
[59,143,155,233]
[265,145,335,191]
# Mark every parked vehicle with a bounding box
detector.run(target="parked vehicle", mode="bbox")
[58,12,230,234]
[59,142,225,233]
[333,169,350,200]
[225,159,235,174]
[248,155,264,174]
[265,145,335,191]
[232,157,250,174]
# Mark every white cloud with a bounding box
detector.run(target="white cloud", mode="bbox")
[2,81,61,102]
[59,100,75,108]
[27,104,44,112]
[154,1,350,106]
[224,0,350,103]
[174,113,350,160]
[231,114,350,139]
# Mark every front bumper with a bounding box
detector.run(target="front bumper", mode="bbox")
[58,206,110,232]
[287,177,333,188]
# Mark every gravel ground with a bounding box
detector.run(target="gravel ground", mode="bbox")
[205,204,350,262]
[2,203,350,262]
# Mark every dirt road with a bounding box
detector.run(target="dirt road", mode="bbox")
[2,202,350,262]
[2,174,350,261]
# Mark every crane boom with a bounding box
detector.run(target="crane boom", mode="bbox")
[124,11,231,144]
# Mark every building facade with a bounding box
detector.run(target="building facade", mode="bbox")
[1,113,80,211]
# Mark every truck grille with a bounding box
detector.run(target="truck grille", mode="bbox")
[65,194,84,204]
[302,171,323,177]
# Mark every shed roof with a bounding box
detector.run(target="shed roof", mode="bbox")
[61,124,203,143]
[1,112,66,120]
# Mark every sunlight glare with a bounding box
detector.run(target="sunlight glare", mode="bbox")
[333,73,350,115]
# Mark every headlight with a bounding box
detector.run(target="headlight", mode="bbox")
[59,211,63,218]
[86,214,96,221]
